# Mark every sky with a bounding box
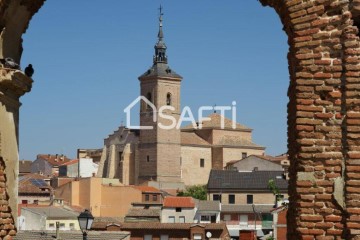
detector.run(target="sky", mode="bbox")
[19,1,289,160]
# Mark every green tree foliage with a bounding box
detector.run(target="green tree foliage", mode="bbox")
[268,179,283,202]
[177,185,207,200]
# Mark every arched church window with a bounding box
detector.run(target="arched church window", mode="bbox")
[166,93,171,106]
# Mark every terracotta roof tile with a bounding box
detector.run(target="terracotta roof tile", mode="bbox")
[36,154,72,166]
[181,132,210,146]
[19,160,32,173]
[182,113,251,130]
[18,173,52,194]
[163,196,195,208]
[120,222,227,230]
[14,230,130,240]
[60,159,79,166]
[131,186,161,193]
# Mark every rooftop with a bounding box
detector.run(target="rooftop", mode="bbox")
[163,196,195,208]
[182,113,251,131]
[36,154,72,166]
[207,170,288,191]
[19,160,32,173]
[221,204,275,213]
[197,200,220,212]
[181,132,210,146]
[18,173,52,194]
[21,206,80,220]
[14,230,130,240]
[132,185,161,193]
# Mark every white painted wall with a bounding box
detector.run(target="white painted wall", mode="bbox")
[79,158,99,177]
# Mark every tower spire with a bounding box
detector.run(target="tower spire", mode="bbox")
[154,5,167,64]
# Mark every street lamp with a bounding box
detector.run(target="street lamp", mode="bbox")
[78,209,94,240]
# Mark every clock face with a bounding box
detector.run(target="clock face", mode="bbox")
[206,232,212,238]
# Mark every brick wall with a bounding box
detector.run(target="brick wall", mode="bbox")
[0,158,15,239]
[259,0,360,238]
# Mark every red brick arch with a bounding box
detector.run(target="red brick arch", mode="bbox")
[2,0,360,239]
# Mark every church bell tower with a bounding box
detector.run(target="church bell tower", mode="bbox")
[137,6,182,184]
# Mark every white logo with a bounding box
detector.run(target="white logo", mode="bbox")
[124,96,237,130]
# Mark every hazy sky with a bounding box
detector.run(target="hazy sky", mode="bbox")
[19,1,288,160]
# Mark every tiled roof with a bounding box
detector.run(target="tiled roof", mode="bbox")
[197,200,220,212]
[14,230,130,240]
[163,196,195,208]
[207,170,288,191]
[21,206,80,220]
[216,136,264,148]
[182,113,251,130]
[36,154,72,166]
[132,185,161,193]
[18,173,52,194]
[126,208,161,217]
[120,222,228,230]
[139,62,182,79]
[221,204,274,213]
[255,154,288,162]
[60,159,79,166]
[19,160,32,173]
[181,132,210,146]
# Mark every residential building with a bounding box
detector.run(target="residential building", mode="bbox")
[161,196,196,223]
[31,154,72,177]
[271,206,287,240]
[207,170,288,239]
[124,186,163,222]
[96,12,265,188]
[77,148,103,164]
[194,200,221,224]
[55,177,142,218]
[14,230,130,240]
[19,160,32,176]
[59,158,98,178]
[18,173,53,204]
[92,222,230,240]
[20,206,81,231]
[225,155,283,172]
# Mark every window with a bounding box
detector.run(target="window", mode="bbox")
[146,92,152,110]
[119,152,123,161]
[168,216,175,223]
[21,200,28,204]
[223,214,231,221]
[48,223,55,229]
[229,194,235,204]
[176,207,182,212]
[179,216,185,223]
[200,158,204,168]
[160,235,169,240]
[194,234,203,240]
[213,194,221,202]
[59,223,65,229]
[147,155,150,162]
[166,93,171,106]
[144,235,152,240]
[242,152,247,158]
[69,223,75,230]
[240,215,248,226]
[145,194,149,201]
[247,195,253,204]
[33,200,39,204]
[201,215,210,222]
[152,194,157,201]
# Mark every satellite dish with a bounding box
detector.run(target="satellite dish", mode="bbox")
[206,231,212,238]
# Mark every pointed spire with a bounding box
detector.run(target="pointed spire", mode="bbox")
[153,5,167,64]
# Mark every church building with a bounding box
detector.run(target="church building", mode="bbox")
[96,9,265,187]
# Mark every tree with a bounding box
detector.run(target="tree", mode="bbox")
[268,179,283,203]
[177,185,207,200]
